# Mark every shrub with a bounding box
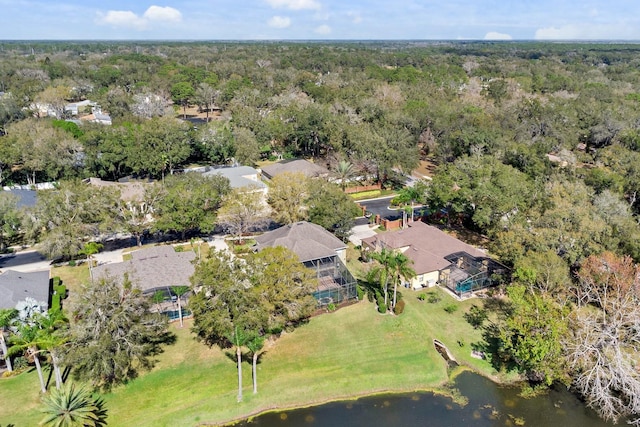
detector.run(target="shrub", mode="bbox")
[417,293,426,301]
[174,245,184,252]
[356,285,365,301]
[51,293,61,311]
[427,292,442,304]
[393,299,406,315]
[68,260,76,267]
[13,356,28,371]
[376,295,387,313]
[443,303,458,314]
[327,303,336,312]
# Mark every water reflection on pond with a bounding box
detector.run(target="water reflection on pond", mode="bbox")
[232,371,614,427]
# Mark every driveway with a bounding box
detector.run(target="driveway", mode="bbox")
[349,224,378,246]
[93,248,124,265]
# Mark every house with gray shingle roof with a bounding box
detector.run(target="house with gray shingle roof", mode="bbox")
[92,246,195,317]
[254,221,356,306]
[202,165,267,194]
[0,270,51,310]
[361,221,508,296]
[261,159,330,181]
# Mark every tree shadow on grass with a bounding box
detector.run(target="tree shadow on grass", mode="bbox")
[467,296,520,374]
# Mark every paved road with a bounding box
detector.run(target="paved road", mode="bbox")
[0,250,50,272]
[356,196,426,221]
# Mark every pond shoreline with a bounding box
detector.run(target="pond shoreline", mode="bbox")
[203,364,522,427]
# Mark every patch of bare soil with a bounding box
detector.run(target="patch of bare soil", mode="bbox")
[412,159,438,179]
[174,105,226,124]
[447,228,491,252]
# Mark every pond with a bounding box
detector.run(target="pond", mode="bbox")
[232,371,615,427]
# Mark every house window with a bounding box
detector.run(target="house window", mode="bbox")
[418,275,424,283]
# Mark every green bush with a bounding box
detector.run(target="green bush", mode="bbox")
[417,293,426,301]
[68,260,76,267]
[443,303,458,314]
[13,356,28,371]
[327,303,336,312]
[393,299,406,315]
[377,301,387,313]
[51,293,61,311]
[356,285,365,301]
[427,292,441,304]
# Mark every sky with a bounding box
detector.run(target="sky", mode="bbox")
[1,0,640,41]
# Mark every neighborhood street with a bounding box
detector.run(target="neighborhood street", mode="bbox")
[357,196,426,222]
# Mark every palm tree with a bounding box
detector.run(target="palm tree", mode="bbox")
[37,309,69,390]
[246,334,265,394]
[79,242,103,283]
[0,308,17,372]
[334,160,355,191]
[9,322,47,393]
[228,326,250,402]
[390,252,416,310]
[151,291,165,313]
[40,383,107,427]
[369,248,395,308]
[170,286,189,327]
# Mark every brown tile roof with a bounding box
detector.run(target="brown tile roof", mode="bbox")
[261,159,329,180]
[93,246,195,293]
[254,221,345,262]
[361,221,487,275]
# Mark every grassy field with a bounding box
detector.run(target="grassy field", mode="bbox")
[0,286,510,427]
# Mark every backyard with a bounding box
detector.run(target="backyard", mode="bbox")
[0,286,511,426]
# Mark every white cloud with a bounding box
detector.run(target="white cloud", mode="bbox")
[96,5,182,30]
[265,0,321,11]
[268,16,291,28]
[143,6,182,23]
[96,10,146,29]
[314,24,331,35]
[484,31,512,40]
[346,11,362,24]
[534,24,638,40]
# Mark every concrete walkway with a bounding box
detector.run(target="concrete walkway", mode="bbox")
[207,235,232,254]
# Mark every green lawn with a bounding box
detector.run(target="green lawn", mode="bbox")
[0,286,509,427]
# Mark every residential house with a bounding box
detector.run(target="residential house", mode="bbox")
[2,188,37,209]
[202,165,267,194]
[261,159,330,181]
[84,177,147,202]
[254,221,356,305]
[0,270,51,310]
[361,221,507,296]
[64,100,96,116]
[92,245,195,319]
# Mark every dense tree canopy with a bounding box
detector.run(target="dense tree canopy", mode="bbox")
[64,275,172,391]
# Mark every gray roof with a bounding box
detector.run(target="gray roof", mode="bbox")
[2,189,37,209]
[254,221,346,262]
[93,246,196,293]
[203,166,267,190]
[261,159,330,180]
[361,221,487,275]
[0,270,51,309]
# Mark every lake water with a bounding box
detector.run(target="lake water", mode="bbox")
[232,371,614,426]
